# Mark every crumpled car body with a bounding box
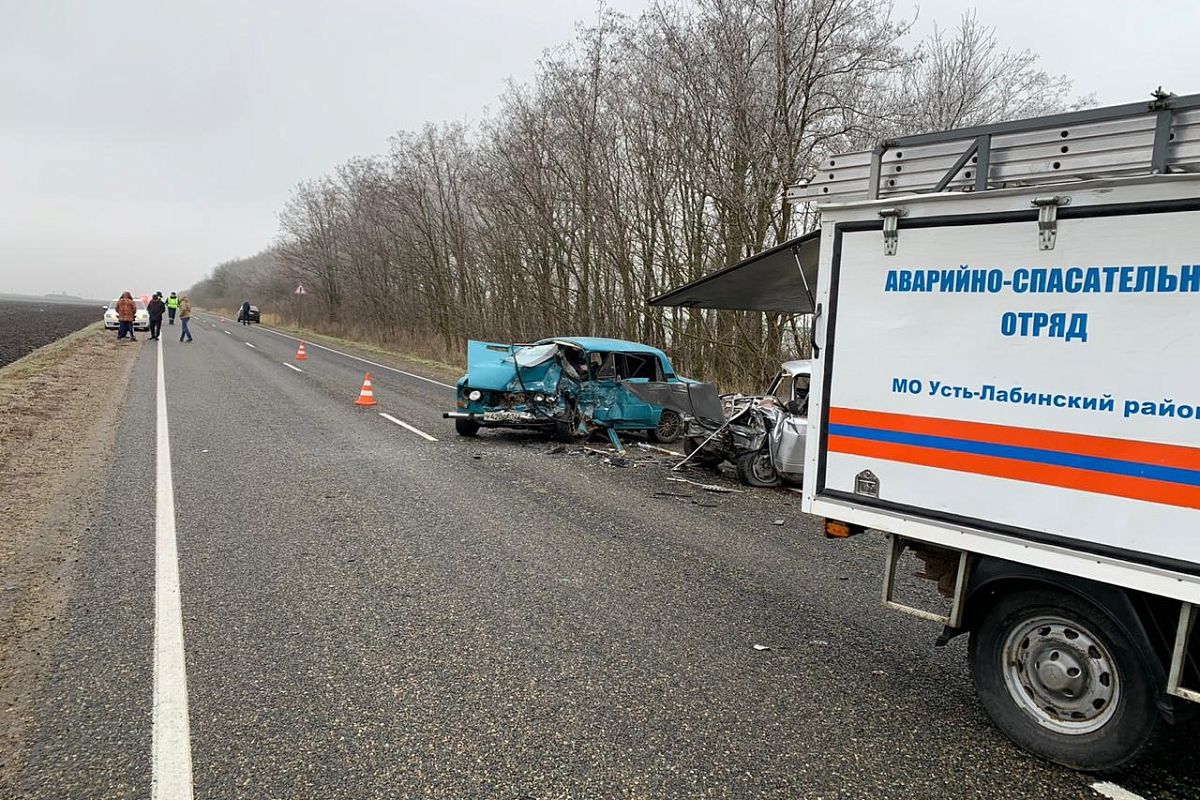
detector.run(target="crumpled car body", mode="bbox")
[673,360,811,486]
[444,337,689,441]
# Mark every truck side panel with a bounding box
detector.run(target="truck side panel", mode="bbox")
[807,188,1200,574]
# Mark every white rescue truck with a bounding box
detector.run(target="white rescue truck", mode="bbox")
[652,90,1200,770]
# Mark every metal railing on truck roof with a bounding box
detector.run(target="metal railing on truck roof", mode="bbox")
[790,89,1200,204]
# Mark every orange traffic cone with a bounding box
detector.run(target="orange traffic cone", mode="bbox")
[219,316,225,323]
[296,341,307,361]
[355,372,378,407]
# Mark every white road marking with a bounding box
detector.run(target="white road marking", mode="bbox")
[1091,782,1148,800]
[380,412,439,442]
[224,330,232,336]
[244,342,255,349]
[283,362,303,373]
[245,322,455,389]
[152,340,194,799]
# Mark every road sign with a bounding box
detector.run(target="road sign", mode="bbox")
[294,284,307,295]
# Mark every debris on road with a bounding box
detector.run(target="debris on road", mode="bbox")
[667,476,742,494]
[635,441,681,457]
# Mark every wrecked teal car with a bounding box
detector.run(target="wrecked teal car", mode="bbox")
[443,337,687,444]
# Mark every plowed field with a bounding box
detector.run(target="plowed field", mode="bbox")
[0,300,100,367]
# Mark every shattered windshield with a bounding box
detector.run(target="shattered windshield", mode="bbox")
[513,343,558,368]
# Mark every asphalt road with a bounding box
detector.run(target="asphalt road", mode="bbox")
[17,316,1200,799]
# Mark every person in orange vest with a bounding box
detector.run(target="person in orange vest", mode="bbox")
[115,291,137,342]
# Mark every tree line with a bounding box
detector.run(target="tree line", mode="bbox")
[190,2,1078,390]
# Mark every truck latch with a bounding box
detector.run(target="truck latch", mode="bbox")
[878,207,907,256]
[854,469,879,497]
[1032,195,1071,250]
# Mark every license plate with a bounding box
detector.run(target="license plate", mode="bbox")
[483,410,530,423]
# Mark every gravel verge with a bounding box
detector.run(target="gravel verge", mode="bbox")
[0,325,141,791]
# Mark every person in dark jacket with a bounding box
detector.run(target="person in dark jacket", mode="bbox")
[115,291,137,341]
[240,300,252,326]
[147,292,166,340]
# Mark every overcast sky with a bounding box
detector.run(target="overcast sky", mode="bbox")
[1,0,1196,300]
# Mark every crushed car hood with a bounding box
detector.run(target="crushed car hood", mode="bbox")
[465,340,563,392]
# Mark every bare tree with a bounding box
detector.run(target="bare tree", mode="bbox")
[191,0,1079,391]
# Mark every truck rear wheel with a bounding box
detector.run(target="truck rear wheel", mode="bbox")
[455,418,480,437]
[968,587,1158,771]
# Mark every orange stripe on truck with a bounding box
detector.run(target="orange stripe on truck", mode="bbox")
[829,407,1200,471]
[827,434,1200,510]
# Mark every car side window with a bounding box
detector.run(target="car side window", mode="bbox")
[767,374,788,403]
[793,375,810,402]
[593,353,617,381]
[617,353,661,381]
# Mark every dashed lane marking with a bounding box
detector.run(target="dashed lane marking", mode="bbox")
[152,337,194,799]
[245,322,455,390]
[1091,782,1147,800]
[224,330,232,336]
[380,412,439,442]
[244,342,255,349]
[283,362,303,373]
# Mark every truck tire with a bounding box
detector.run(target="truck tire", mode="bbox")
[968,587,1159,771]
[735,450,781,488]
[649,409,684,443]
[684,437,724,467]
[455,418,480,437]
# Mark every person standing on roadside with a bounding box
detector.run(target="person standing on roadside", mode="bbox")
[167,291,179,325]
[147,292,166,340]
[240,300,252,326]
[115,291,137,342]
[178,294,193,342]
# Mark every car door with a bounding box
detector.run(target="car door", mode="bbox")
[771,374,808,476]
[611,352,660,426]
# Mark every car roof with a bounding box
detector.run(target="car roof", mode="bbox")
[780,359,813,376]
[536,336,670,359]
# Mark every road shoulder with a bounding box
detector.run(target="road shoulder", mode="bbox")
[0,326,141,792]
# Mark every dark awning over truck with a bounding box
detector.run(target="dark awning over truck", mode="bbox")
[647,229,820,314]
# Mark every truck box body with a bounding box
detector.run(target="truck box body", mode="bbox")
[648,95,1200,769]
[806,175,1200,603]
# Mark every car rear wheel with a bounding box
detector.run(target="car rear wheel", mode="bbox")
[735,450,781,487]
[968,587,1159,771]
[649,409,683,443]
[455,418,480,437]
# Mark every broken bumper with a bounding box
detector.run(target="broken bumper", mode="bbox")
[443,411,546,425]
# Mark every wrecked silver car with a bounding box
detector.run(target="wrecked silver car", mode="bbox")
[675,360,811,487]
[443,337,689,444]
